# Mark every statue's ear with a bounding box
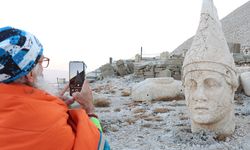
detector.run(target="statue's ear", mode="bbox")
[226,71,239,92]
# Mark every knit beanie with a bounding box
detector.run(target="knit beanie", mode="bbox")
[0,26,43,83]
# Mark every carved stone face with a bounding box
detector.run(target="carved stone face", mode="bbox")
[184,71,234,124]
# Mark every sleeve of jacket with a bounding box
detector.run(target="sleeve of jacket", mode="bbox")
[68,109,110,150]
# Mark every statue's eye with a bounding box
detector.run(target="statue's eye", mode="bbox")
[204,78,221,89]
[185,79,197,90]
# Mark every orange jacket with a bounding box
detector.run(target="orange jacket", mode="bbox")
[0,83,100,150]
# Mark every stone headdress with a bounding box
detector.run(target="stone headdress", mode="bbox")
[182,0,238,90]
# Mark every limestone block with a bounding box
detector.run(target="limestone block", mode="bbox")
[155,63,167,68]
[236,66,250,74]
[115,60,128,76]
[100,63,115,78]
[138,75,144,78]
[172,74,181,80]
[135,54,141,62]
[160,51,170,60]
[236,67,250,93]
[145,65,152,71]
[228,42,241,53]
[143,71,154,76]
[143,75,154,79]
[126,62,135,74]
[154,68,165,73]
[240,72,250,96]
[135,64,147,70]
[131,77,184,102]
[156,69,171,78]
[116,59,125,66]
[242,46,250,56]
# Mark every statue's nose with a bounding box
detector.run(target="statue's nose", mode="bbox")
[194,86,208,102]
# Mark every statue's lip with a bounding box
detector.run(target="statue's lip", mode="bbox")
[194,107,209,110]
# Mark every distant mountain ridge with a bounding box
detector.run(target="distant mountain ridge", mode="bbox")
[171,1,250,56]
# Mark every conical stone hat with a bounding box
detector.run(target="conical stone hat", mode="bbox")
[182,0,238,89]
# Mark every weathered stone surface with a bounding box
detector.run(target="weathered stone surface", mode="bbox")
[135,54,142,62]
[236,66,250,74]
[160,51,169,60]
[156,69,171,78]
[100,63,115,78]
[131,77,184,102]
[143,75,154,79]
[182,0,238,136]
[240,72,250,96]
[236,67,250,93]
[126,62,134,74]
[154,67,165,73]
[228,42,241,53]
[143,71,154,76]
[134,61,182,80]
[172,71,181,80]
[115,60,128,76]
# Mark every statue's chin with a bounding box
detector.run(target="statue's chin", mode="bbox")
[192,114,217,124]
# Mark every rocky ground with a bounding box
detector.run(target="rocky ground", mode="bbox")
[89,75,250,150]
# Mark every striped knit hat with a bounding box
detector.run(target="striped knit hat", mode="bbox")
[0,27,43,83]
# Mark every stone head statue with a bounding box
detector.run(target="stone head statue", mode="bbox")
[182,0,238,136]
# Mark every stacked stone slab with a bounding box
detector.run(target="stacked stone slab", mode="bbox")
[166,58,183,80]
[134,62,155,78]
[99,57,183,80]
[134,58,183,80]
[115,59,135,76]
[99,59,135,79]
[154,63,171,78]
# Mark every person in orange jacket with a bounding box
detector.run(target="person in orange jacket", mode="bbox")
[0,26,110,150]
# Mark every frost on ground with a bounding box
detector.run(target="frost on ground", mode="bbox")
[90,75,250,150]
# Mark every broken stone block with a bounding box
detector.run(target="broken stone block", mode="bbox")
[131,77,184,102]
[115,60,128,76]
[156,69,171,78]
[240,72,250,96]
[100,63,115,79]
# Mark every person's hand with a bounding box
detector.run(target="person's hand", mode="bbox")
[72,80,95,114]
[58,84,75,106]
